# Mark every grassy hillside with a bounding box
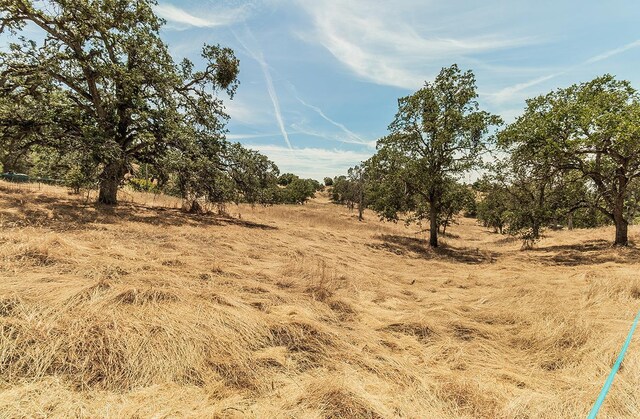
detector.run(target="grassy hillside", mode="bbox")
[0,181,639,418]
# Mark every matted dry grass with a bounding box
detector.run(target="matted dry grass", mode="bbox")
[0,180,639,418]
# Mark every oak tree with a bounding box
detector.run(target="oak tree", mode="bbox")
[500,75,640,245]
[369,65,500,247]
[0,0,239,205]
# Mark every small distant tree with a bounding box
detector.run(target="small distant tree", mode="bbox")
[323,177,334,186]
[277,178,317,204]
[330,168,367,219]
[475,180,510,234]
[224,144,280,206]
[625,181,640,225]
[28,146,98,194]
[438,181,475,235]
[348,164,367,221]
[463,192,477,218]
[308,179,323,192]
[331,176,350,206]
[368,65,501,247]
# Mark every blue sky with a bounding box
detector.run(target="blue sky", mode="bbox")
[9,1,640,180]
[154,1,640,180]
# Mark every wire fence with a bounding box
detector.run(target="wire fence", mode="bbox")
[0,178,183,210]
[0,173,64,185]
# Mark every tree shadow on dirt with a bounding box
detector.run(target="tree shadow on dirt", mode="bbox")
[527,239,640,266]
[371,234,498,265]
[493,235,520,245]
[413,228,460,239]
[0,186,276,231]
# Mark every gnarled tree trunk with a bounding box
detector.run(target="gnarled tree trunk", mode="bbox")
[98,161,125,205]
[612,173,629,246]
[613,205,629,246]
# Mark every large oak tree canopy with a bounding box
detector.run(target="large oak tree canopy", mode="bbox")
[499,75,640,246]
[0,0,246,205]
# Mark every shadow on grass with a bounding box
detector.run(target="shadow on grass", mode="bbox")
[0,185,276,231]
[371,234,498,265]
[414,228,460,239]
[528,239,640,266]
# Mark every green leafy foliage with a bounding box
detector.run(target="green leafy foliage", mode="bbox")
[331,166,367,219]
[0,0,276,209]
[366,65,501,246]
[276,178,319,205]
[475,180,510,234]
[28,147,98,194]
[277,173,299,186]
[438,181,475,235]
[499,74,640,245]
[128,178,158,193]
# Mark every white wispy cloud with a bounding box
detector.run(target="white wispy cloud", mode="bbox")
[257,52,292,150]
[246,144,372,180]
[489,72,565,104]
[489,38,640,104]
[585,39,640,64]
[154,3,248,28]
[295,0,536,89]
[292,93,374,147]
[233,29,293,150]
[288,122,376,149]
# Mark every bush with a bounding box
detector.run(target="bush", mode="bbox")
[128,178,158,193]
[64,163,98,195]
[277,178,317,204]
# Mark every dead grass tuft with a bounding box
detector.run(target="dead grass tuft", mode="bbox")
[451,322,487,342]
[1,182,639,417]
[439,379,500,418]
[115,288,180,305]
[0,296,22,317]
[306,284,334,302]
[327,299,356,321]
[208,359,258,390]
[382,322,435,343]
[65,281,112,305]
[20,248,56,266]
[302,382,384,419]
[269,321,335,367]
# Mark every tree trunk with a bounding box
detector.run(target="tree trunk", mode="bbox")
[567,214,574,230]
[187,199,204,214]
[532,223,540,241]
[429,205,438,248]
[357,187,364,221]
[612,171,630,245]
[615,220,628,246]
[98,161,124,205]
[613,205,629,246]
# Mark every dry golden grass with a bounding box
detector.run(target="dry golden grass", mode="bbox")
[0,180,639,418]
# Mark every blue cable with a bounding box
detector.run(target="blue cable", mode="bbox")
[587,309,640,419]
